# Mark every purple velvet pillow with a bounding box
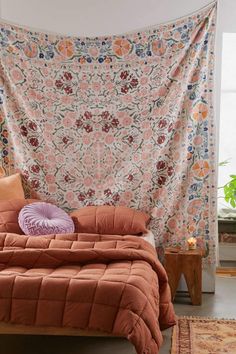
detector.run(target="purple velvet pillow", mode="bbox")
[18,202,75,236]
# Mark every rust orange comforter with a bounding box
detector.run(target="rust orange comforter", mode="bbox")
[0,232,175,353]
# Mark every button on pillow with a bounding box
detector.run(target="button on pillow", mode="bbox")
[19,202,75,236]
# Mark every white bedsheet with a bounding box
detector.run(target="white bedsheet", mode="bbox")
[141,230,156,248]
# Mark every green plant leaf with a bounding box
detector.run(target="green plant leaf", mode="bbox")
[219,159,231,167]
[223,178,236,208]
[219,164,236,208]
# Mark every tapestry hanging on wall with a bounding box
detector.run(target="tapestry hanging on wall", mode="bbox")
[0,3,217,263]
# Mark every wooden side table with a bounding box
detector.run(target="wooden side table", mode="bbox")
[164,248,203,305]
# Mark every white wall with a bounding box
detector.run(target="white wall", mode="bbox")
[215,1,236,213]
[1,0,236,291]
[0,0,214,37]
[218,34,236,210]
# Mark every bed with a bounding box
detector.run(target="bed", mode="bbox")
[0,202,175,354]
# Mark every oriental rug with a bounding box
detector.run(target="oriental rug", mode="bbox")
[171,316,236,354]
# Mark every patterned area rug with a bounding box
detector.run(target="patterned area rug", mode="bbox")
[171,316,236,354]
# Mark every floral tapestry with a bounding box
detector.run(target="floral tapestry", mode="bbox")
[0,3,217,262]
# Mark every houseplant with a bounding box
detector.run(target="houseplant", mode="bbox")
[218,160,236,209]
[222,174,236,208]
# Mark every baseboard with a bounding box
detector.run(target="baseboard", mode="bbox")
[176,290,215,294]
[216,267,236,276]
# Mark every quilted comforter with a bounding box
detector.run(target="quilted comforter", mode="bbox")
[0,232,176,353]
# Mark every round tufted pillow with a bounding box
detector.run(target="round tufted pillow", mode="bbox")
[18,202,75,236]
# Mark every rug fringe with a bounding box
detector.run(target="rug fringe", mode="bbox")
[170,325,177,354]
[177,315,236,322]
[178,318,191,354]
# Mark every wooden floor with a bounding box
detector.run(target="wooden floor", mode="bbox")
[160,275,236,354]
[216,267,236,277]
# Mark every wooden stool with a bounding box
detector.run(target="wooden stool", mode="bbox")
[164,248,203,305]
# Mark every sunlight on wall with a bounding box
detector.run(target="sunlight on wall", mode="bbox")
[218,33,236,210]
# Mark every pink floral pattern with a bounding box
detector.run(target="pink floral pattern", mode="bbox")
[0,4,217,263]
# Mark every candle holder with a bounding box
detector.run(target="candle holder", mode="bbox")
[187,237,197,250]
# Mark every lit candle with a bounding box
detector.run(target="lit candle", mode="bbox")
[187,237,197,250]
